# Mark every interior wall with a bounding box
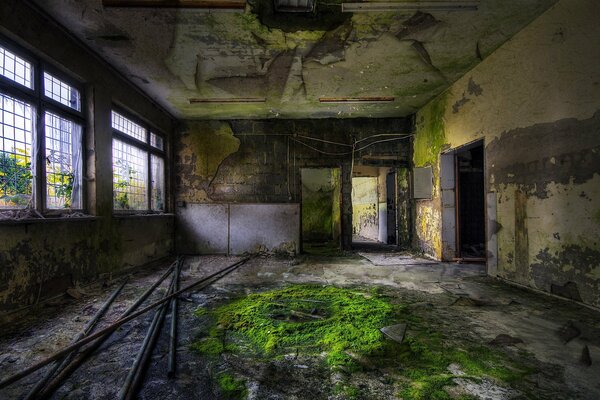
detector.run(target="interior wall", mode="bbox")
[301,168,340,243]
[0,2,175,315]
[175,118,411,252]
[412,0,600,307]
[352,177,379,241]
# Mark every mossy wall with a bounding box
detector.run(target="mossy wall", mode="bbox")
[175,118,412,250]
[412,0,600,307]
[301,168,341,242]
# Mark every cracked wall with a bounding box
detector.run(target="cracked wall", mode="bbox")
[413,0,600,307]
[175,118,412,250]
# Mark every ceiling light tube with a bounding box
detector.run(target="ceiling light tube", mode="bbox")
[103,0,246,10]
[189,97,266,103]
[319,96,395,103]
[341,1,479,13]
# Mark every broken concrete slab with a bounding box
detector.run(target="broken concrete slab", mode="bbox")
[380,323,407,344]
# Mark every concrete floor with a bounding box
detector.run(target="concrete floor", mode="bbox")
[0,252,598,399]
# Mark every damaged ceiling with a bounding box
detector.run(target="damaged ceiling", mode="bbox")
[32,0,557,119]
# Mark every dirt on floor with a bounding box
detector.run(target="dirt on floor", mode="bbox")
[0,252,598,400]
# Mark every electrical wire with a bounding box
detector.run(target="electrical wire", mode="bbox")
[355,133,411,144]
[290,135,413,156]
[295,134,353,147]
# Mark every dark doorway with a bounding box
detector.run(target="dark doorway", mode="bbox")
[386,171,397,245]
[456,143,485,258]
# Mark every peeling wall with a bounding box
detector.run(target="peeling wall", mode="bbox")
[301,168,341,243]
[175,118,411,250]
[413,0,600,307]
[352,177,379,241]
[0,217,174,314]
[0,2,175,315]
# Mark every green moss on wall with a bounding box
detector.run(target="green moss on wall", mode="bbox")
[413,92,449,168]
[184,121,240,179]
[303,188,335,241]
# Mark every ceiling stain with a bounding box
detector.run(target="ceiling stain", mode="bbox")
[32,0,559,119]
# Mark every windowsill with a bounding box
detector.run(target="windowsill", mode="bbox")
[0,215,101,226]
[113,213,175,220]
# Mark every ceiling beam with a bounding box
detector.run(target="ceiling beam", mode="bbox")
[102,0,246,9]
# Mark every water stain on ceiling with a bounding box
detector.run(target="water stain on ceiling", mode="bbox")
[33,0,557,119]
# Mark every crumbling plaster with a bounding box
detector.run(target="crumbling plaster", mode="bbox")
[412,0,600,307]
[32,0,556,119]
[175,118,412,250]
[0,1,176,314]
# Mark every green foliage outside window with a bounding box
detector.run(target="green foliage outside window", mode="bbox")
[114,159,138,209]
[0,149,33,207]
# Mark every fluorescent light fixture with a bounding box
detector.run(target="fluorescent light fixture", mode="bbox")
[341,1,479,12]
[319,96,395,103]
[103,0,246,10]
[189,97,266,103]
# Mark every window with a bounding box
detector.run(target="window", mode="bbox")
[0,93,34,208]
[0,40,84,212]
[111,110,166,212]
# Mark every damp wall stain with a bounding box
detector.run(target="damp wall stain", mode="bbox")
[0,217,174,314]
[412,0,600,307]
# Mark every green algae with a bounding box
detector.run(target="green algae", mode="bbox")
[192,285,535,399]
[413,91,449,168]
[216,373,247,399]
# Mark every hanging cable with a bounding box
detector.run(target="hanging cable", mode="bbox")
[355,133,411,144]
[295,134,353,147]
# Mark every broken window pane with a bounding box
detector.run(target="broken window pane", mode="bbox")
[151,154,165,211]
[0,46,33,89]
[113,139,148,210]
[0,93,34,208]
[111,111,147,142]
[45,112,82,209]
[43,72,81,111]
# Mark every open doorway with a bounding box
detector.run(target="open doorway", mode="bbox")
[456,144,485,258]
[351,166,397,249]
[300,168,341,252]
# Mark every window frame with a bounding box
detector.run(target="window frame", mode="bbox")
[111,106,166,214]
[0,36,87,214]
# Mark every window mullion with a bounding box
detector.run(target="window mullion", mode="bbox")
[35,65,45,212]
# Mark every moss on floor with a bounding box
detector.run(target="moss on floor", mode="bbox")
[192,285,535,400]
[216,373,248,400]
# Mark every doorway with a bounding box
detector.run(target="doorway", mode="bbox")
[456,144,485,258]
[351,166,397,249]
[300,168,341,251]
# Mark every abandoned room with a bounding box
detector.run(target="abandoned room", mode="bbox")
[0,0,598,398]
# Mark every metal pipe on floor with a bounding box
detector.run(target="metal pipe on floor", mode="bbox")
[1,257,250,391]
[22,278,129,400]
[34,262,179,399]
[117,269,177,400]
[167,259,180,378]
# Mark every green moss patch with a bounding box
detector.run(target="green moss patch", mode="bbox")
[201,285,395,369]
[216,373,247,400]
[192,285,534,399]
